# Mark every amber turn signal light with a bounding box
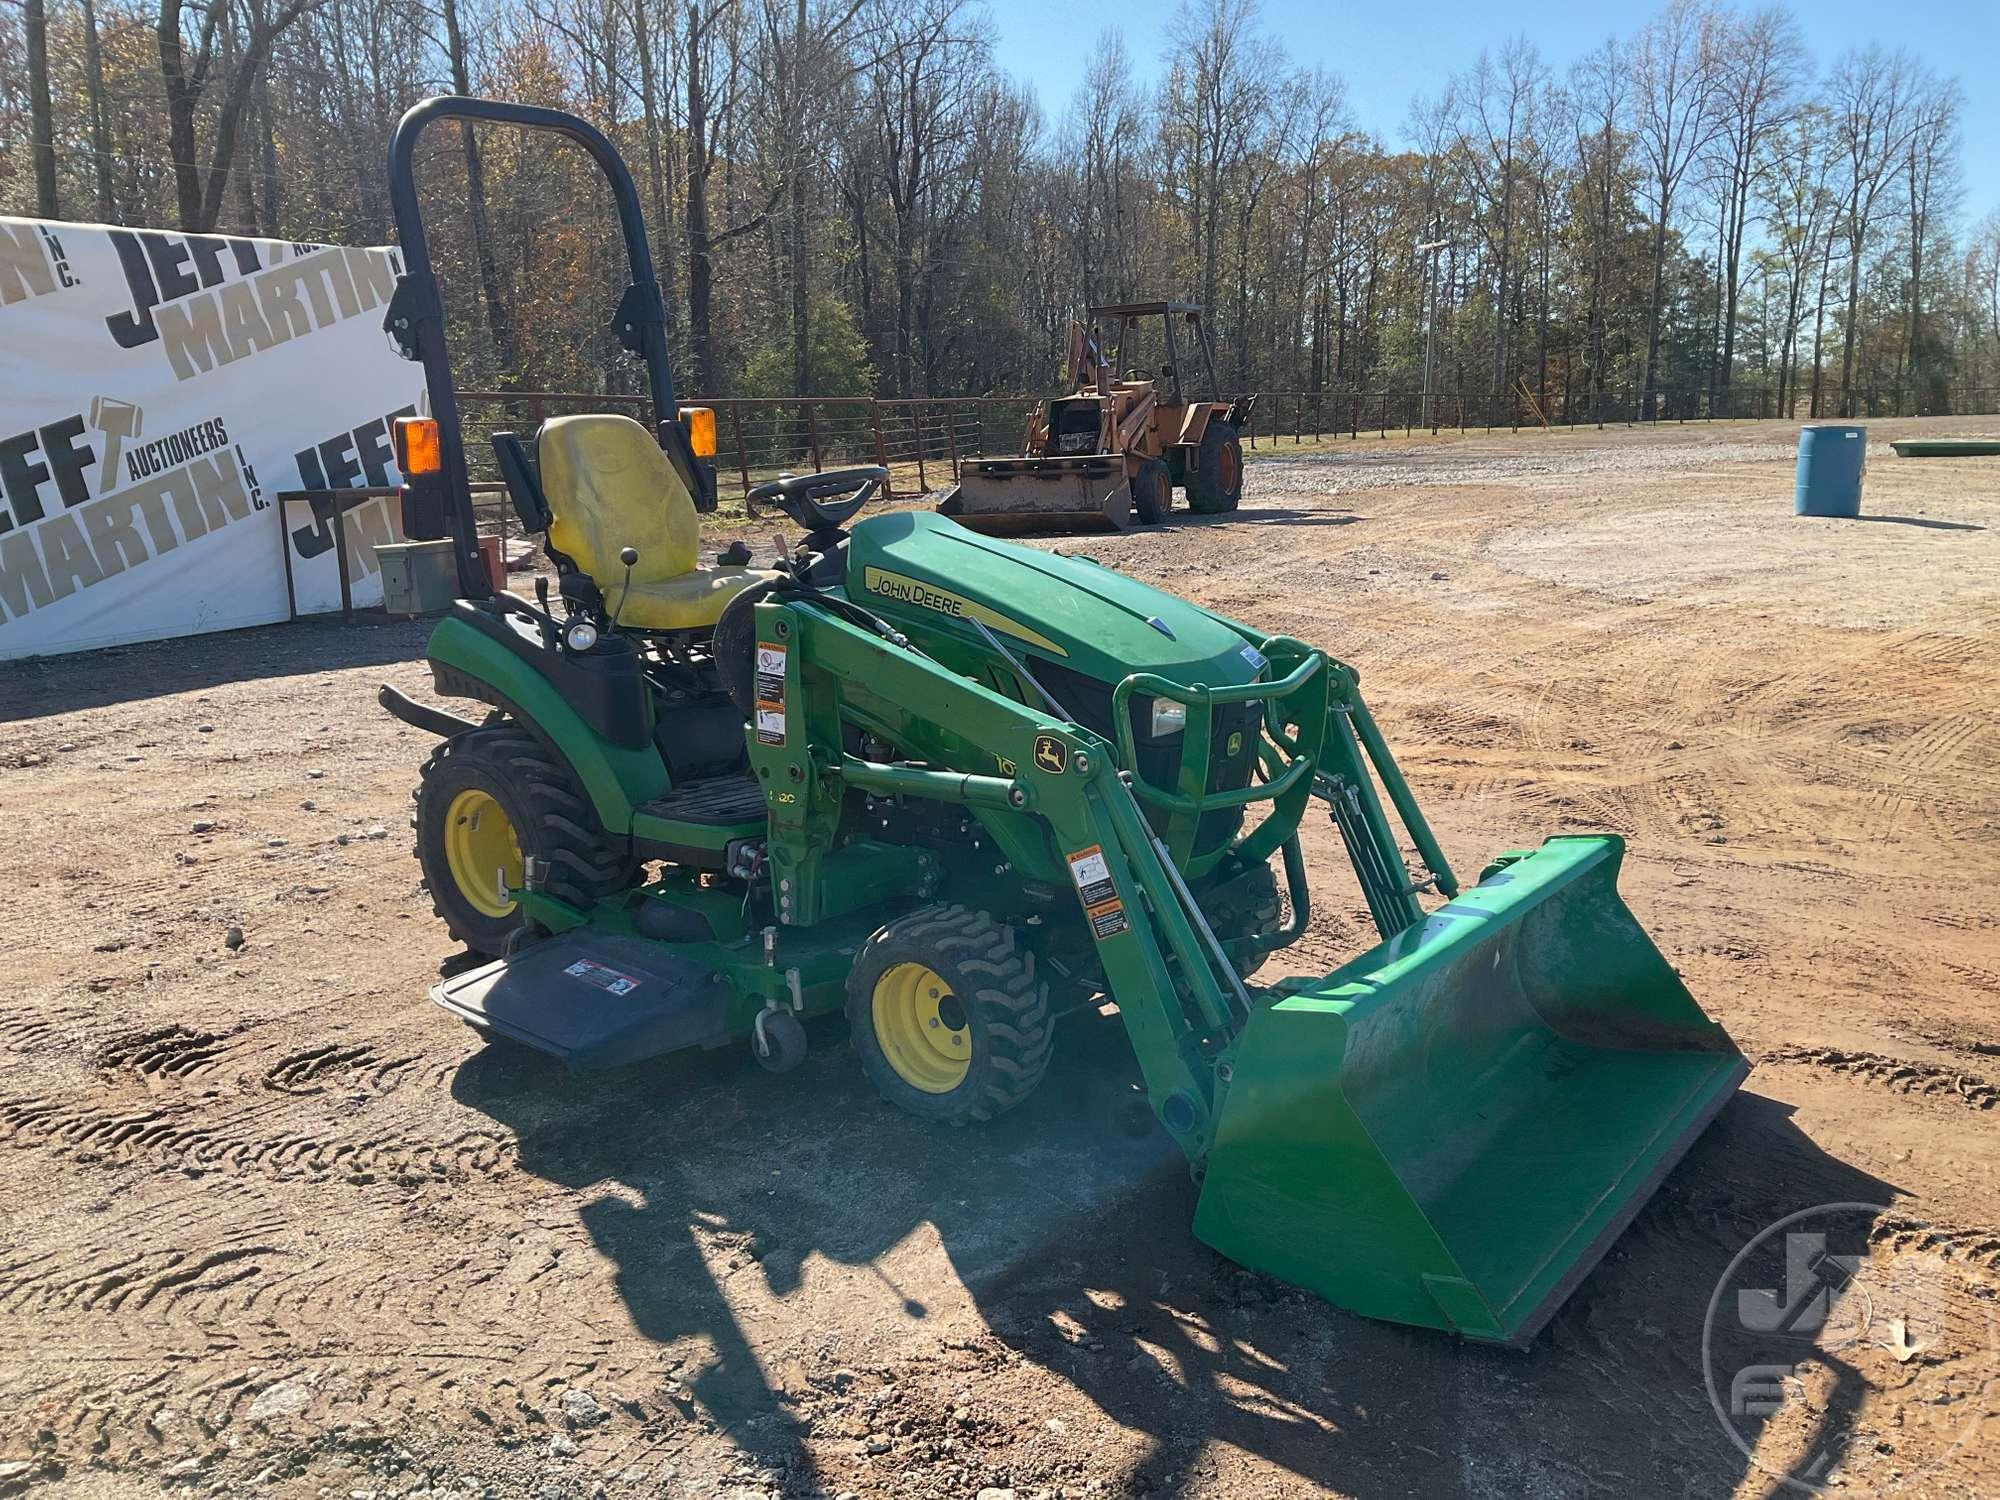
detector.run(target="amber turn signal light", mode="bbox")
[680,405,717,459]
[394,416,441,477]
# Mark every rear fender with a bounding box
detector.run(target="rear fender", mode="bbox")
[1175,403,1212,448]
[424,613,668,831]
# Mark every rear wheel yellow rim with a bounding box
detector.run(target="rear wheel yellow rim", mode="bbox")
[871,962,970,1093]
[444,788,523,919]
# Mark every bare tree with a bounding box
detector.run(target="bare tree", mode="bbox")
[1457,37,1545,413]
[81,0,115,219]
[25,0,59,217]
[1630,0,1720,418]
[1827,44,1918,414]
[1706,4,1801,409]
[1568,39,1628,412]
[1758,101,1838,415]
[682,0,785,393]
[1057,29,1144,307]
[1965,211,2000,391]
[1161,0,1264,353]
[158,0,324,231]
[758,0,872,394]
[862,0,985,395]
[1900,73,1960,411]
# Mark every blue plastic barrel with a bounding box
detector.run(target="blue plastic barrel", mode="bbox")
[1794,424,1867,517]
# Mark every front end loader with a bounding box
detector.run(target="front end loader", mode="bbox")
[938,302,1251,533]
[379,97,1746,1347]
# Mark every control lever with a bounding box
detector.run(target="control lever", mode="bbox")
[611,546,639,631]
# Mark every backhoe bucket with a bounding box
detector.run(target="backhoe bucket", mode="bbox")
[938,455,1132,534]
[1193,835,1745,1345]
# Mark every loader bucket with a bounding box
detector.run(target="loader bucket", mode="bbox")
[1193,835,1746,1345]
[939,454,1132,534]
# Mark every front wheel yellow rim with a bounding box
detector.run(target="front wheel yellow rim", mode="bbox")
[443,788,523,919]
[871,962,970,1093]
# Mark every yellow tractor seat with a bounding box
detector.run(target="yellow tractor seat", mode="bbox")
[537,413,774,631]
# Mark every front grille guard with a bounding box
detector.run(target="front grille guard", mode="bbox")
[1109,636,1331,819]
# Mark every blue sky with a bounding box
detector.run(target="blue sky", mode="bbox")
[986,0,2000,227]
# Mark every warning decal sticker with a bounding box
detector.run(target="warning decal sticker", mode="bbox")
[563,958,643,997]
[755,641,786,745]
[1067,844,1130,940]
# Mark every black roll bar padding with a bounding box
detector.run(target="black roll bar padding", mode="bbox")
[382,95,711,599]
[491,431,553,534]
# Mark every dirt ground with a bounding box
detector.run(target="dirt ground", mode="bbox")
[3,416,1996,1499]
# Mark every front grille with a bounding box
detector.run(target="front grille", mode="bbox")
[1031,658,1262,856]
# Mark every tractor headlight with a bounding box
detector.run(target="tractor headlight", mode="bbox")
[1149,698,1188,737]
[565,619,600,653]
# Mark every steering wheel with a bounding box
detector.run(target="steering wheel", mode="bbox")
[745,466,887,533]
[1124,367,1153,382]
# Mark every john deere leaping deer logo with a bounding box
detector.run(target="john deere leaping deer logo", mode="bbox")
[1033,735,1069,774]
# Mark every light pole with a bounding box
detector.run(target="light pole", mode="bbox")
[1416,239,1449,428]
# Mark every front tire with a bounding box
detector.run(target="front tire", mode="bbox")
[1129,458,1171,525]
[1186,421,1244,514]
[846,905,1052,1124]
[412,725,631,955]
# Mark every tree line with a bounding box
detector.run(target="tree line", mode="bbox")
[4,0,1997,418]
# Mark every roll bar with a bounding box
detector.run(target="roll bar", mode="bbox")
[381,95,714,599]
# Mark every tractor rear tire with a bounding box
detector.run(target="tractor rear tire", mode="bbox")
[846,904,1052,1125]
[1129,458,1171,525]
[412,725,631,957]
[1186,421,1244,514]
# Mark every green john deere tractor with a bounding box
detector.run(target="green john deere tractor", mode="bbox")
[377,97,1747,1346]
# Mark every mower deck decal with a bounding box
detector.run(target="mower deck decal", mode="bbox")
[562,957,643,996]
[859,566,1067,656]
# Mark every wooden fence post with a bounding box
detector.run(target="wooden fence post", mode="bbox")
[729,406,752,500]
[871,403,892,499]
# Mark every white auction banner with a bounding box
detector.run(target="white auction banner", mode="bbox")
[0,215,430,660]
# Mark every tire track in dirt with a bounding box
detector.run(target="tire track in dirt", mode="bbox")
[1759,1045,1999,1112]
[261,1043,419,1097]
[0,1003,99,1056]
[0,1092,515,1183]
[95,1026,234,1087]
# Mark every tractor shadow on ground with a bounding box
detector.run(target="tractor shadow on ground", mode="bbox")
[455,1011,1899,1499]
[0,614,431,721]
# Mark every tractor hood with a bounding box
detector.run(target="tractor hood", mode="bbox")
[844,511,1266,689]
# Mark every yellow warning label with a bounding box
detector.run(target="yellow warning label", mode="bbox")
[1067,844,1129,940]
[755,640,786,745]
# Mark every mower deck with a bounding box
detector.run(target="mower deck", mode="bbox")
[431,930,730,1068]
